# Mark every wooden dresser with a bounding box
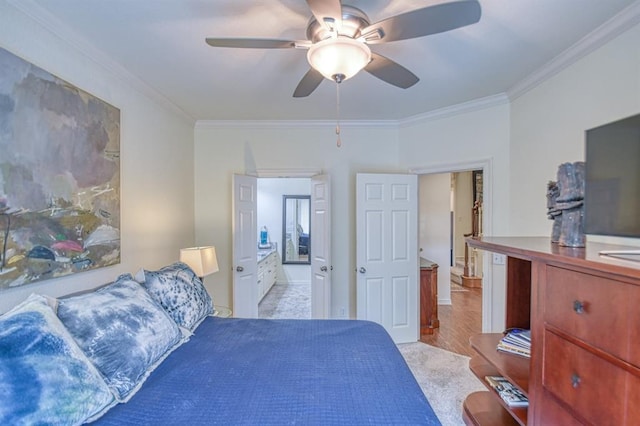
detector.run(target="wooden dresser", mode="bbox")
[463,236,640,425]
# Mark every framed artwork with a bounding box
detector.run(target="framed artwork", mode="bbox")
[0,47,120,289]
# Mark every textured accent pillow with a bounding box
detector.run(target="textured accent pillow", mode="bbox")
[0,294,115,425]
[57,276,183,401]
[140,262,213,331]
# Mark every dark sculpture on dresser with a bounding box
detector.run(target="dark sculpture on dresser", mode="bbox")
[547,161,586,247]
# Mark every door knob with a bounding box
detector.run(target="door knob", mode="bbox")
[320,266,328,272]
[359,267,366,273]
[236,266,244,272]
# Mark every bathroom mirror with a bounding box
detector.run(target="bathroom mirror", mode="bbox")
[282,195,311,264]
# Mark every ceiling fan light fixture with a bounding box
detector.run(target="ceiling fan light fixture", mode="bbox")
[307,36,371,83]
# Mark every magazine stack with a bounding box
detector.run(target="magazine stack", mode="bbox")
[496,328,531,358]
[485,376,529,407]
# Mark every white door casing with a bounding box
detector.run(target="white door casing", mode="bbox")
[232,174,258,318]
[356,173,419,343]
[311,174,331,319]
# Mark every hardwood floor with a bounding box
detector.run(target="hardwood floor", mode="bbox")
[420,283,482,357]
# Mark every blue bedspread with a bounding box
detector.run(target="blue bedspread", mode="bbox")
[94,318,440,425]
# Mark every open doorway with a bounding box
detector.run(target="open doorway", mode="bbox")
[256,178,311,319]
[416,169,483,357]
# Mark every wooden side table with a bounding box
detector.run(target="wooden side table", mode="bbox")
[419,258,439,335]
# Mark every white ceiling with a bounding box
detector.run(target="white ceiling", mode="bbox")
[23,0,640,121]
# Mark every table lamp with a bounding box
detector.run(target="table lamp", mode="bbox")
[180,246,219,281]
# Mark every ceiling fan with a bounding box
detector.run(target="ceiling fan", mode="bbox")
[205,0,481,97]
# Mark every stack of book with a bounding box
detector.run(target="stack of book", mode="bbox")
[485,376,529,407]
[497,328,531,358]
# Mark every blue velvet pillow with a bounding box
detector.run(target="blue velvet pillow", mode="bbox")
[0,294,115,425]
[140,262,213,331]
[57,277,183,401]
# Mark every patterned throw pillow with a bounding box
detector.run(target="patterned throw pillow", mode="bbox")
[0,294,115,424]
[57,276,183,401]
[140,262,213,331]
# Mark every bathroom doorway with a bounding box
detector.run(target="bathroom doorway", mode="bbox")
[256,178,311,319]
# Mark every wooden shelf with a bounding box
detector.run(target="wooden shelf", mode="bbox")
[463,392,520,426]
[469,334,530,394]
[469,356,528,426]
[463,242,533,426]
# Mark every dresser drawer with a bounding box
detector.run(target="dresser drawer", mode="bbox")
[542,330,626,426]
[535,389,582,426]
[545,266,630,360]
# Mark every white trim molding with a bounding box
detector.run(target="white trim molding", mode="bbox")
[253,169,323,178]
[195,119,397,129]
[508,1,640,101]
[399,94,510,127]
[410,157,495,333]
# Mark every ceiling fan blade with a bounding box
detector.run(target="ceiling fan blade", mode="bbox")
[293,68,324,98]
[205,38,298,49]
[306,0,342,32]
[364,53,419,89]
[361,0,481,44]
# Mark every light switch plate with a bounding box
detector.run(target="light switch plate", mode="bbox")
[492,253,506,265]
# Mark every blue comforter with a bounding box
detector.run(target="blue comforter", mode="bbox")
[94,318,440,425]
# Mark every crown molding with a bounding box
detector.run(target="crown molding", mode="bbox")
[508,1,640,101]
[9,0,638,129]
[196,94,511,130]
[7,0,196,125]
[252,168,323,178]
[398,94,510,127]
[194,119,398,129]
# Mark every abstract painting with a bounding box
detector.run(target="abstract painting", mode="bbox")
[0,47,120,289]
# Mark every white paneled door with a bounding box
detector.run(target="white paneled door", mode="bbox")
[232,174,258,318]
[311,174,331,318]
[356,173,419,343]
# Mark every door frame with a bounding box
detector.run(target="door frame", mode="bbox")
[250,169,330,318]
[409,158,494,332]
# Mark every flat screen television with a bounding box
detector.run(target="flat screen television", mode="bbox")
[584,112,640,256]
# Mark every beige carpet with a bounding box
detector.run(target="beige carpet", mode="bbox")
[398,342,485,426]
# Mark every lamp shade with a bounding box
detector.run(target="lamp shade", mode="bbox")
[307,36,371,82]
[180,246,219,278]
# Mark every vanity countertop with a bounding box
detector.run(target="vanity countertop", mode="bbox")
[257,245,277,262]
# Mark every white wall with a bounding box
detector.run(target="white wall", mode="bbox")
[510,22,640,242]
[193,123,400,318]
[0,2,195,313]
[399,102,511,331]
[419,173,452,305]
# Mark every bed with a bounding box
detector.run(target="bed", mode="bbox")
[0,262,440,425]
[95,317,439,425]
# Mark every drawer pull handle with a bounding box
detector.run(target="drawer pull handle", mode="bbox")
[572,300,585,314]
[571,373,581,388]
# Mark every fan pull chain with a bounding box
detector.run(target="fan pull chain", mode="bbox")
[335,83,342,148]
